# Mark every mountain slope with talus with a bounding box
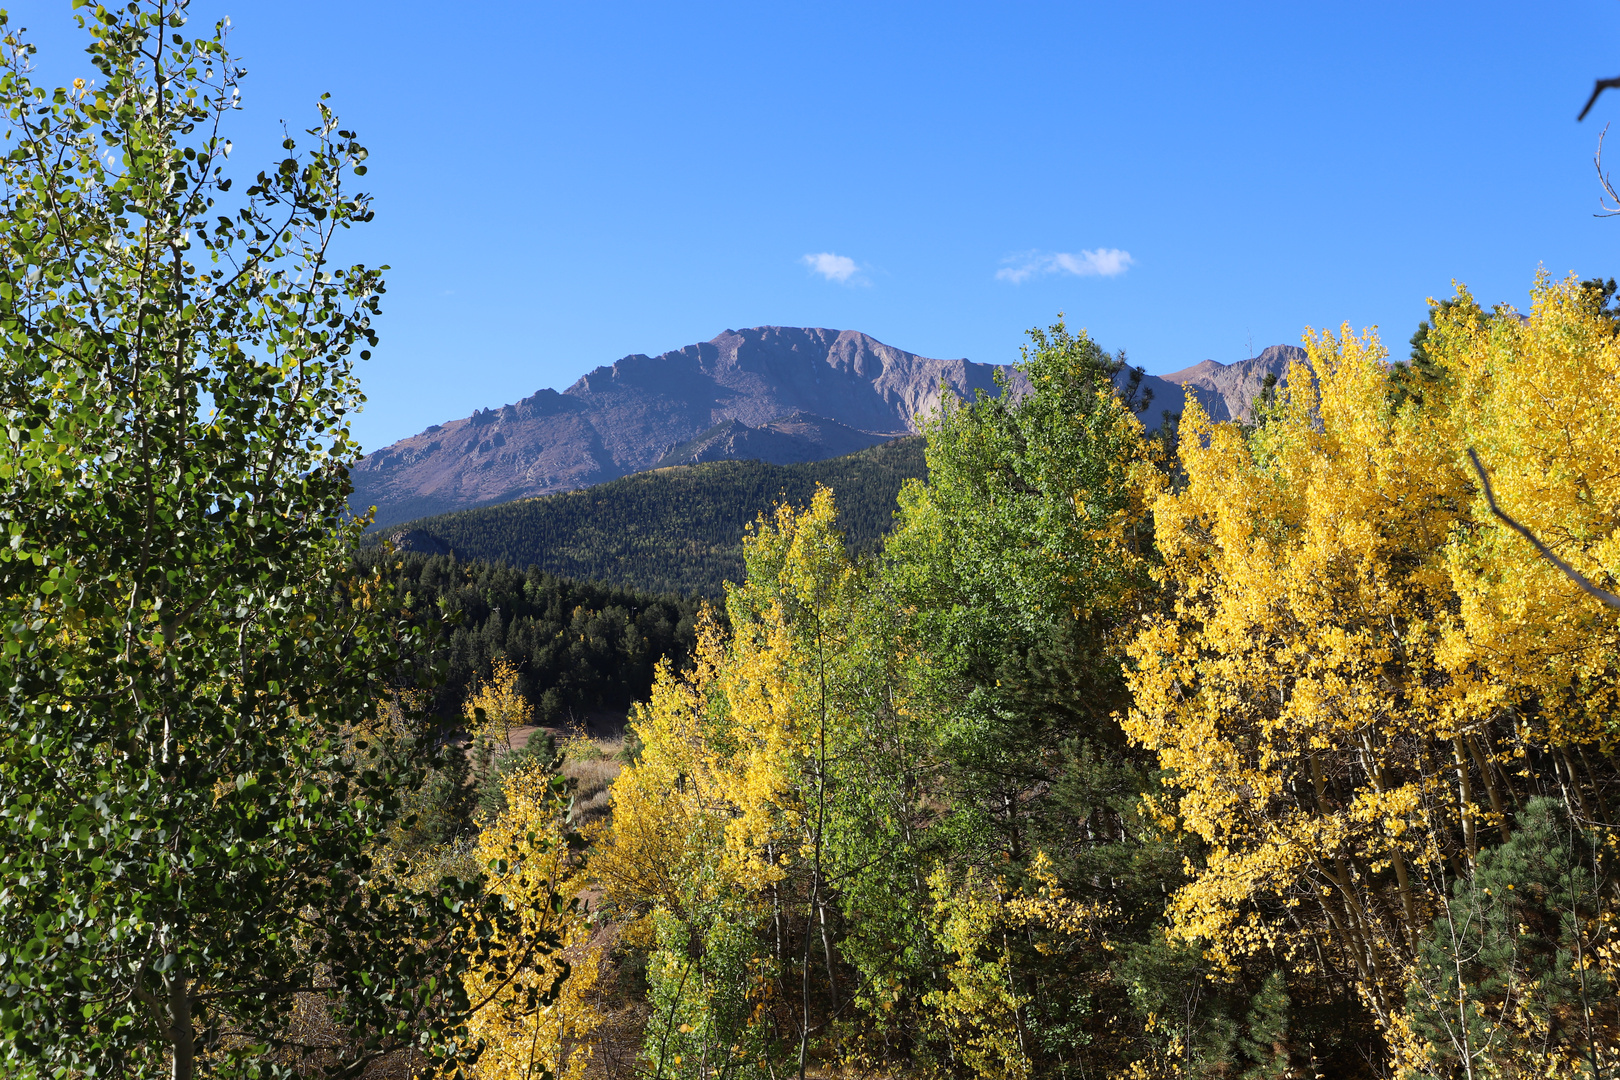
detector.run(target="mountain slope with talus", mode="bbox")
[350,326,1015,529]
[1156,344,1311,423]
[350,325,1313,531]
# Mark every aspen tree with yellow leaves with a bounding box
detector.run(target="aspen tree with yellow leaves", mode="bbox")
[585,323,1299,1079]
[458,763,603,1080]
[589,607,789,1079]
[466,656,532,750]
[1126,274,1620,1077]
[589,487,946,1077]
[442,298,1620,1080]
[878,319,1279,1078]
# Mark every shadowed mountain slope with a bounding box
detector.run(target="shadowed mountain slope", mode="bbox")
[370,437,929,597]
[653,412,891,468]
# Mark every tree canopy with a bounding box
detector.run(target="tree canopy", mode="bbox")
[0,4,541,1075]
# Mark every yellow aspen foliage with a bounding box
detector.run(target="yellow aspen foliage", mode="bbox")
[1124,273,1620,1033]
[461,762,602,1080]
[1437,275,1620,744]
[922,853,1119,1080]
[464,656,530,749]
[593,489,863,915]
[921,866,1033,1080]
[591,488,891,1073]
[1001,851,1118,948]
[589,607,790,927]
[585,570,803,1075]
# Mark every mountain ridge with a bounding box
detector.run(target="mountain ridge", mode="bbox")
[351,327,1312,530]
[350,326,1012,529]
[1159,344,1310,422]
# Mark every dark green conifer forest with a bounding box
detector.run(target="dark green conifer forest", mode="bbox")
[5,4,1620,1078]
[356,548,701,723]
[366,436,926,596]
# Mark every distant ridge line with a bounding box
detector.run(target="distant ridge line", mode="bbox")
[351,326,1309,529]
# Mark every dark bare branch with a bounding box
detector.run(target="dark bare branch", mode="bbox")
[1579,77,1620,121]
[1467,449,1620,611]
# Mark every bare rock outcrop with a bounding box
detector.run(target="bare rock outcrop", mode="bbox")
[350,327,1011,529]
[1158,345,1311,423]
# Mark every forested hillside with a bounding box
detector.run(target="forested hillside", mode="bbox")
[355,548,701,722]
[429,292,1620,1079]
[369,435,926,594]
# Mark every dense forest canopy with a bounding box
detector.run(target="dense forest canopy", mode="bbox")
[6,4,1620,1078]
[355,548,701,724]
[363,436,927,596]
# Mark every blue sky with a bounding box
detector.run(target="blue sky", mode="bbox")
[15,1,1620,450]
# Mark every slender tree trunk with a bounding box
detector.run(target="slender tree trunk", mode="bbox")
[1323,858,1393,1023]
[770,842,784,966]
[798,871,815,1080]
[169,969,194,1080]
[1464,735,1511,843]
[1454,737,1478,860]
[803,603,838,1066]
[1576,744,1611,822]
[818,894,839,1013]
[1362,735,1421,943]
[1560,747,1594,821]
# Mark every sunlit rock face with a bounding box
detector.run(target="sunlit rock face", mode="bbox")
[1156,345,1311,424]
[350,327,1310,530]
[350,327,1018,529]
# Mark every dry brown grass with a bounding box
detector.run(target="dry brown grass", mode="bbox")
[563,738,623,824]
[565,755,621,796]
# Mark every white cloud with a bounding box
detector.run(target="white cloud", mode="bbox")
[996,248,1134,283]
[801,252,861,284]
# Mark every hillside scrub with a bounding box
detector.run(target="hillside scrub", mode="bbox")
[440,284,1620,1079]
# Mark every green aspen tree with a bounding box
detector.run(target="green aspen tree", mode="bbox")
[0,2,544,1076]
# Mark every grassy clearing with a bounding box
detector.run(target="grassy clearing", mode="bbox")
[561,736,623,824]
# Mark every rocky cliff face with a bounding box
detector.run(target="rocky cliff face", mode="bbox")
[1105,346,1308,432]
[351,327,1313,530]
[1157,344,1310,423]
[350,326,1014,529]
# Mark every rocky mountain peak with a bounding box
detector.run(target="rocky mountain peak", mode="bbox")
[350,327,1010,529]
[350,327,1315,531]
[1157,344,1310,423]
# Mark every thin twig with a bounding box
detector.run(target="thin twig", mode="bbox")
[1594,125,1620,217]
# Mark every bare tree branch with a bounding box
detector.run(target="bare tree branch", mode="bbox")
[1578,77,1620,121]
[1594,125,1620,217]
[1467,449,1620,611]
